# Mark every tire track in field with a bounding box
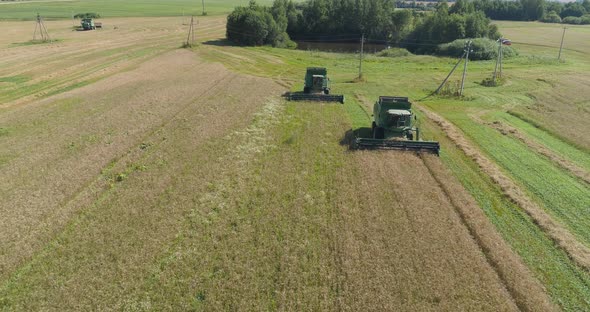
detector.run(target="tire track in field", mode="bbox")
[418,154,557,311]
[0,60,283,311]
[417,104,590,271]
[0,17,225,109]
[0,50,235,281]
[0,34,184,107]
[341,151,520,311]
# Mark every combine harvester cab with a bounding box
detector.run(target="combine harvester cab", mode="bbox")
[284,67,345,104]
[354,96,440,155]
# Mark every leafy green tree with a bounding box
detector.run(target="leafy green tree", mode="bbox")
[388,10,414,43]
[562,16,582,24]
[227,6,268,45]
[226,0,294,47]
[520,0,545,20]
[450,0,475,14]
[473,0,525,20]
[541,11,561,23]
[74,12,100,19]
[405,3,499,53]
[561,2,587,18]
[545,1,563,16]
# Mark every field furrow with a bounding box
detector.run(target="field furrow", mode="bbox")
[0,49,279,282]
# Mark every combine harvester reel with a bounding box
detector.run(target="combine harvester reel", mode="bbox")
[283,67,345,104]
[353,96,440,155]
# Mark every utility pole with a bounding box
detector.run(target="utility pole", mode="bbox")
[493,39,502,83]
[33,13,50,42]
[499,41,503,78]
[358,33,364,79]
[185,16,195,47]
[202,0,206,15]
[434,53,464,94]
[558,27,567,62]
[460,40,472,96]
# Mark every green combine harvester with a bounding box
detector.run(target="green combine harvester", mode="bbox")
[80,18,102,30]
[284,67,345,103]
[81,18,95,30]
[354,96,440,155]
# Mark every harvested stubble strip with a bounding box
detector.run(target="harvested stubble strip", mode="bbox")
[420,154,557,312]
[341,151,519,311]
[487,121,590,185]
[417,104,590,271]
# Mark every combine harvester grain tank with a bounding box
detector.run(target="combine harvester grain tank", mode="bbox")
[353,96,440,155]
[284,67,345,104]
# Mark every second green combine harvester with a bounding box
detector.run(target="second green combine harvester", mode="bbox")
[285,67,345,104]
[354,96,440,155]
[80,18,102,30]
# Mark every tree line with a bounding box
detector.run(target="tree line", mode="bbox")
[227,0,504,57]
[470,0,590,24]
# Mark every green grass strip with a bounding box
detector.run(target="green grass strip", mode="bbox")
[420,118,590,311]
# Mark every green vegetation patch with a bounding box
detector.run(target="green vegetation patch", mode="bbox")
[449,115,590,247]
[376,48,412,58]
[437,38,518,60]
[0,127,13,137]
[0,75,30,84]
[10,39,62,47]
[421,117,590,311]
[497,112,590,172]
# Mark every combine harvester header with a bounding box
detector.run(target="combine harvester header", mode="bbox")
[284,67,345,104]
[354,96,440,155]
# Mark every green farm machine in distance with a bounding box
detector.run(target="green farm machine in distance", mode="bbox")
[284,67,345,104]
[80,18,102,31]
[353,96,440,155]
